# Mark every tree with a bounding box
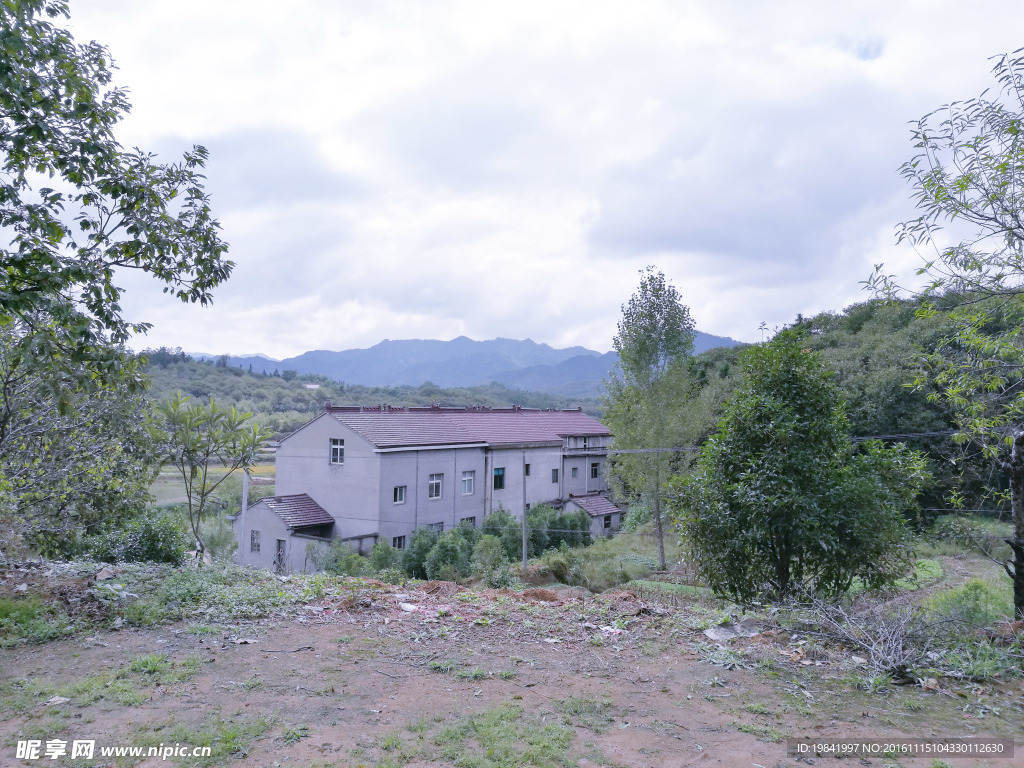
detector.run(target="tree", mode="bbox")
[867,51,1024,617]
[604,267,697,569]
[0,1,230,369]
[0,322,159,559]
[154,393,269,558]
[669,331,927,603]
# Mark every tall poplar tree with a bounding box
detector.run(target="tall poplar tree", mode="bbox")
[604,267,696,569]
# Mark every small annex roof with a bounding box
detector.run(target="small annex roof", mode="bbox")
[255,493,335,529]
[567,493,621,518]
[324,405,610,450]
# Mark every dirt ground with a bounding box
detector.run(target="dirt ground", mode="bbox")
[2,579,1022,768]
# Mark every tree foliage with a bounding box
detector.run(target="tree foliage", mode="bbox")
[0,0,230,367]
[0,323,158,559]
[604,267,699,568]
[669,332,928,602]
[868,51,1024,618]
[153,393,270,558]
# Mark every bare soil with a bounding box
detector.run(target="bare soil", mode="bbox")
[2,578,1022,768]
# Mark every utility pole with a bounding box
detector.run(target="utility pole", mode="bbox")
[521,450,528,570]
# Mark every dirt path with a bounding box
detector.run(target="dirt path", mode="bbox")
[2,582,1021,768]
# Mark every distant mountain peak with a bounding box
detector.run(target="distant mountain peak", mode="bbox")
[197,334,742,395]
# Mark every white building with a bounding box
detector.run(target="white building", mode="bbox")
[232,405,620,572]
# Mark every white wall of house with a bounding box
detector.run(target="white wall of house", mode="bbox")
[376,446,488,546]
[485,444,566,517]
[233,501,324,573]
[263,413,614,560]
[275,414,382,539]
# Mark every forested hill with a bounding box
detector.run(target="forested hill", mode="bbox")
[140,351,604,435]
[145,298,988,513]
[193,333,743,396]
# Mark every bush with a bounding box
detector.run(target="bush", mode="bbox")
[926,578,1013,627]
[306,540,370,576]
[482,508,521,562]
[88,513,188,565]
[199,513,238,561]
[425,530,470,581]
[471,535,516,588]
[670,332,927,601]
[402,528,439,579]
[369,540,402,573]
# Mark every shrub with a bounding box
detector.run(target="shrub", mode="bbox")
[402,528,439,579]
[471,535,516,588]
[926,578,1013,627]
[482,508,521,562]
[199,514,238,561]
[425,530,470,581]
[306,540,370,576]
[88,513,188,565]
[670,332,927,602]
[369,540,402,573]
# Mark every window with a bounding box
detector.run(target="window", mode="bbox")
[551,468,559,483]
[427,522,444,532]
[493,467,505,490]
[571,466,578,479]
[462,470,475,495]
[525,463,531,476]
[583,437,589,451]
[604,514,612,529]
[330,438,345,465]
[250,530,261,553]
[428,473,443,499]
[461,516,476,528]
[591,462,599,479]
[393,485,406,504]
[392,536,406,550]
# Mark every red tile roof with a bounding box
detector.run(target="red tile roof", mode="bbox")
[257,494,335,528]
[326,406,610,449]
[567,493,621,518]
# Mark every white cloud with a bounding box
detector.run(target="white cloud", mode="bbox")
[71,0,1024,356]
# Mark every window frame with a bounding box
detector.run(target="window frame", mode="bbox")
[428,473,443,499]
[393,485,406,504]
[392,535,406,550]
[551,468,559,483]
[462,470,475,495]
[591,462,599,479]
[330,438,345,465]
[493,466,505,491]
[250,530,261,553]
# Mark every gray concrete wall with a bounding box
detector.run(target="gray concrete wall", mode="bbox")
[276,414,381,540]
[233,501,321,573]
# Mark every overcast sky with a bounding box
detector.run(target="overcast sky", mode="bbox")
[68,0,1024,357]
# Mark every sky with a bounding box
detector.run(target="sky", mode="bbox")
[65,0,1024,358]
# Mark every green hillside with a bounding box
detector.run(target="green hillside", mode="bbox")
[140,348,604,435]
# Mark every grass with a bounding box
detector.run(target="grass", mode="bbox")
[280,725,309,744]
[455,667,489,680]
[0,653,202,714]
[733,721,786,742]
[433,703,573,767]
[554,696,616,732]
[537,526,684,592]
[0,596,74,647]
[893,558,944,591]
[134,711,275,766]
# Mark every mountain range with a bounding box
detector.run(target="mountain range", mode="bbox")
[196,333,743,397]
